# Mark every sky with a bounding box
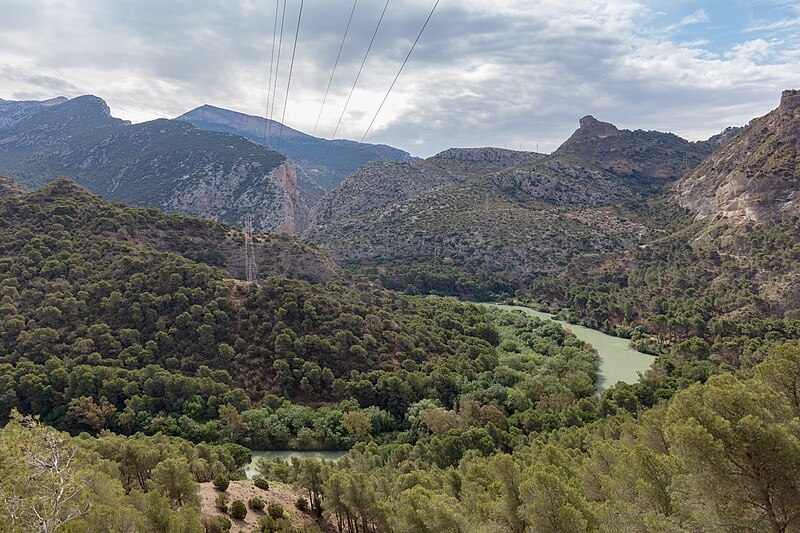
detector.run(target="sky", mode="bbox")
[0,0,799,157]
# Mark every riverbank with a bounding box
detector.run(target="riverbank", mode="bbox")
[482,303,655,393]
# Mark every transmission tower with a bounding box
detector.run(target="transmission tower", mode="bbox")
[244,214,258,282]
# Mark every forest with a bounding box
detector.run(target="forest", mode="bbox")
[1,180,799,532]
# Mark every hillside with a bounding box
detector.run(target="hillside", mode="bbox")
[178,104,414,193]
[0,175,25,197]
[674,89,800,223]
[0,180,509,417]
[303,119,711,293]
[531,90,800,360]
[308,147,544,226]
[0,96,315,232]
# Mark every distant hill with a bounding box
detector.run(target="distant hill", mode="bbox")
[674,89,800,223]
[0,95,315,232]
[302,119,717,291]
[177,104,415,193]
[0,96,67,128]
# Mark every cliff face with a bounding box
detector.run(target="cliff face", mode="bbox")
[674,89,800,223]
[0,95,307,233]
[552,115,713,181]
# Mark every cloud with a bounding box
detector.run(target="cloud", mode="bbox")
[0,0,798,156]
[679,9,710,26]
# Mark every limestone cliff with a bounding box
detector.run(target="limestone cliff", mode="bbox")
[674,89,800,223]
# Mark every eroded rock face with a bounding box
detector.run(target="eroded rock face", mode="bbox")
[674,89,800,223]
[552,115,712,181]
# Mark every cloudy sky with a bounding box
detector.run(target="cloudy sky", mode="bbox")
[1,0,799,156]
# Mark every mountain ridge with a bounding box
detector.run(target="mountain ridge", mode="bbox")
[0,95,311,232]
[178,103,415,194]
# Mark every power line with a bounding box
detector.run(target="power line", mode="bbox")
[310,0,358,139]
[266,0,288,147]
[276,0,305,150]
[262,0,280,146]
[359,0,440,144]
[324,0,390,157]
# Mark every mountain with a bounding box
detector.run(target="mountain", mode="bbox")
[550,115,715,183]
[0,95,67,128]
[178,104,415,194]
[0,95,315,232]
[302,119,713,292]
[533,89,800,342]
[674,89,800,223]
[309,147,545,226]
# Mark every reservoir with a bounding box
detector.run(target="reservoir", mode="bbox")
[485,303,655,393]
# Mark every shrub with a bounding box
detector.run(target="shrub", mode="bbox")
[248,496,265,511]
[295,496,308,511]
[215,493,229,513]
[202,515,232,533]
[267,500,284,520]
[229,500,247,520]
[253,477,270,490]
[213,475,230,491]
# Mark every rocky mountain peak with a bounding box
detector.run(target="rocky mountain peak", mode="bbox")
[577,115,620,137]
[780,89,800,112]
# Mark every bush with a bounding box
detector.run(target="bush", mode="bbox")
[229,500,247,520]
[253,477,270,490]
[215,493,229,513]
[202,515,232,533]
[267,500,284,520]
[213,475,230,491]
[248,496,265,511]
[294,496,308,511]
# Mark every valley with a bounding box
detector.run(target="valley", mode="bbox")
[0,83,799,532]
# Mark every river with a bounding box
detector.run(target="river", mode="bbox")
[245,450,347,478]
[485,303,654,393]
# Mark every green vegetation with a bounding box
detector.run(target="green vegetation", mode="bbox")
[531,214,800,371]
[0,412,240,532]
[251,344,800,533]
[229,499,247,520]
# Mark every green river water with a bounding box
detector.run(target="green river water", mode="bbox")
[486,303,655,393]
[245,303,654,476]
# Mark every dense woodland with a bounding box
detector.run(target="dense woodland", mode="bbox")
[2,176,800,532]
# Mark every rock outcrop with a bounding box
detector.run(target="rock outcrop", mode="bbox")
[674,89,800,223]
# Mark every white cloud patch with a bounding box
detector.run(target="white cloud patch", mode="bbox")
[0,0,798,156]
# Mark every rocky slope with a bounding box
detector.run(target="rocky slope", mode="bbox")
[550,115,715,183]
[674,89,800,223]
[309,147,544,226]
[303,183,647,278]
[0,96,67,128]
[178,104,414,193]
[0,95,311,232]
[302,118,716,285]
